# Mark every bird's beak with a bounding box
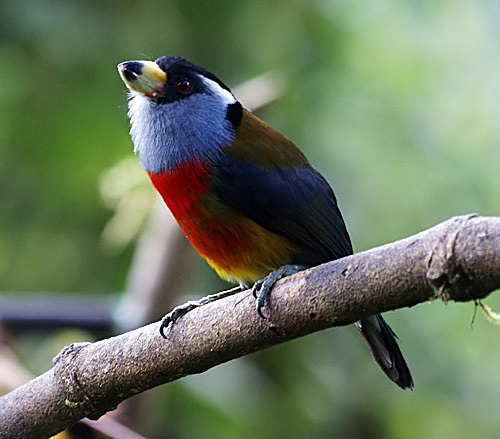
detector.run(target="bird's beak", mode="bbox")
[117,60,167,99]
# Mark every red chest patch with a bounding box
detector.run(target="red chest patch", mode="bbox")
[148,161,211,225]
[148,161,245,268]
[148,160,297,283]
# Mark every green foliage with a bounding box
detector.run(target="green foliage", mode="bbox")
[2,0,500,437]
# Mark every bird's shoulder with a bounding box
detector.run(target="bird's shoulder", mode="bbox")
[223,109,309,168]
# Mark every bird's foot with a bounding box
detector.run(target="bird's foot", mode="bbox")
[252,264,306,318]
[159,285,242,338]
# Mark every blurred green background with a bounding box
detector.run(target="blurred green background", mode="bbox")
[2,0,500,437]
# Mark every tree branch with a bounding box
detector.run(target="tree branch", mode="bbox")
[1,214,499,438]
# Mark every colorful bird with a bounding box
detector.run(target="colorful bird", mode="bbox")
[118,56,413,389]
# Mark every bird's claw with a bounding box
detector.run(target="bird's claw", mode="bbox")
[159,316,173,338]
[159,285,243,338]
[251,280,263,299]
[252,278,273,318]
[159,265,305,336]
[159,304,195,338]
[252,264,306,320]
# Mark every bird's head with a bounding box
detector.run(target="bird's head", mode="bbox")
[118,56,243,173]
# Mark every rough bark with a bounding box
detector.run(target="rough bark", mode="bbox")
[1,214,499,438]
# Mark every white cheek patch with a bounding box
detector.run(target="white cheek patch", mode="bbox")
[199,75,236,105]
[127,93,156,155]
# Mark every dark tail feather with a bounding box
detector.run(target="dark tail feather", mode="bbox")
[355,314,414,390]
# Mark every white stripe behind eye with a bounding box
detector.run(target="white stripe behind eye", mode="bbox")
[199,75,236,105]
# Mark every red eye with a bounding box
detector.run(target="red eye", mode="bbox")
[177,80,192,94]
